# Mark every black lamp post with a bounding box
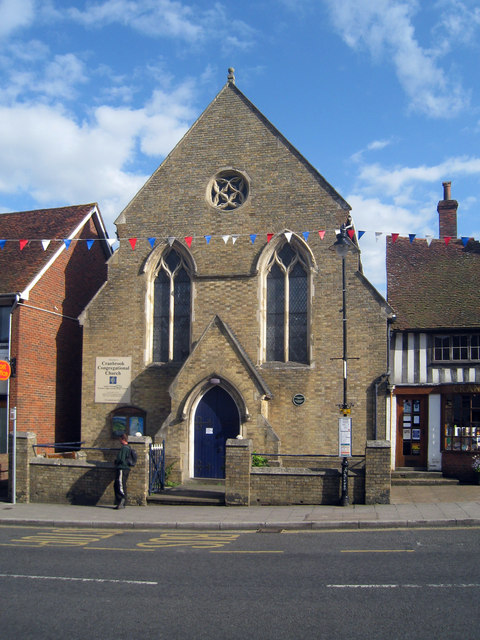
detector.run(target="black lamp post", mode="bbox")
[330,223,358,506]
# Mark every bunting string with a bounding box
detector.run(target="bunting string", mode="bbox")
[0,227,475,251]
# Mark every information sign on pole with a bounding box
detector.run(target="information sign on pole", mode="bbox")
[339,417,352,457]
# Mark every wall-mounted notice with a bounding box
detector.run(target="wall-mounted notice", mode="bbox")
[95,357,132,403]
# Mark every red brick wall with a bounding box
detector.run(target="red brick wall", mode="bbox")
[9,218,108,445]
[442,451,478,482]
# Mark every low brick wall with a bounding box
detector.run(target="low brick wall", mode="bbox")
[250,466,365,505]
[9,432,150,506]
[442,451,479,482]
[225,438,372,506]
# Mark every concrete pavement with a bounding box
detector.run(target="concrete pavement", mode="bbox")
[0,484,479,530]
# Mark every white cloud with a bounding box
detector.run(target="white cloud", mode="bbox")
[433,0,480,48]
[0,41,88,104]
[0,0,35,38]
[349,194,432,293]
[42,53,88,98]
[356,156,480,198]
[67,0,256,50]
[68,0,203,41]
[0,80,197,230]
[323,0,469,117]
[367,140,391,152]
[350,138,393,163]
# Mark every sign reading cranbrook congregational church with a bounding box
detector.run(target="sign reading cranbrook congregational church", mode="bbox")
[95,357,132,403]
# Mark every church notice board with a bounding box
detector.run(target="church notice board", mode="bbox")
[95,357,132,403]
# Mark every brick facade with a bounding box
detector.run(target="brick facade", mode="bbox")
[81,80,392,494]
[6,212,109,447]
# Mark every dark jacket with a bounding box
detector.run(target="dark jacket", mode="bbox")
[115,443,131,471]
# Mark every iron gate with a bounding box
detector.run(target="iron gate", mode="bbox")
[149,441,165,494]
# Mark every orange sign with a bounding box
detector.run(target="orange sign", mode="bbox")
[0,360,11,381]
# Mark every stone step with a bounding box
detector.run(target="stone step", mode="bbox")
[391,470,459,486]
[147,493,225,506]
[391,478,460,486]
[147,479,225,506]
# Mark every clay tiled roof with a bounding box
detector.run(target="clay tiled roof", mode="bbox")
[0,204,101,296]
[386,236,480,330]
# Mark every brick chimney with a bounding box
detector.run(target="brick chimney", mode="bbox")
[437,181,458,238]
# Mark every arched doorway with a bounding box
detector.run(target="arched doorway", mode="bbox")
[194,386,240,478]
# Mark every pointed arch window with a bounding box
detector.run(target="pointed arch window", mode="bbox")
[265,242,309,364]
[153,249,191,362]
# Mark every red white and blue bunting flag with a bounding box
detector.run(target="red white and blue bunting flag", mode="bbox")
[0,228,477,251]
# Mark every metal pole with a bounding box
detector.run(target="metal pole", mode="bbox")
[7,296,19,505]
[342,255,347,410]
[340,254,349,507]
[340,456,349,506]
[11,406,16,505]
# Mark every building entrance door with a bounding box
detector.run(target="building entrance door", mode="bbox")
[396,395,427,468]
[194,387,239,479]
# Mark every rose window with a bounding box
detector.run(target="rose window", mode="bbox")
[209,170,249,211]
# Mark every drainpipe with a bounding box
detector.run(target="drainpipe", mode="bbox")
[7,294,19,504]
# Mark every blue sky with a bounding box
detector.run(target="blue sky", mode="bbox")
[1,0,480,293]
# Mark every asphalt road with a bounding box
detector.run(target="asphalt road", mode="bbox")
[0,525,479,639]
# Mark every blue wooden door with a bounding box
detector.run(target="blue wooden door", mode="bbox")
[194,387,239,478]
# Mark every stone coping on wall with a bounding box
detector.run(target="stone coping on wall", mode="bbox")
[30,457,114,469]
[251,467,345,476]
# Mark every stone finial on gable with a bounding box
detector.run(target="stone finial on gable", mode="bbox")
[227,67,235,85]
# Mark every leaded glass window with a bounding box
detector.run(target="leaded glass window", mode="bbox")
[153,249,191,362]
[265,242,308,363]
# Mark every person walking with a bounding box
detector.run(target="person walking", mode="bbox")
[114,433,131,509]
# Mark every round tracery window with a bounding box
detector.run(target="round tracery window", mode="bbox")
[209,170,249,211]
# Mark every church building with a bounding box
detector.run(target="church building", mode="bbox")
[80,70,392,485]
